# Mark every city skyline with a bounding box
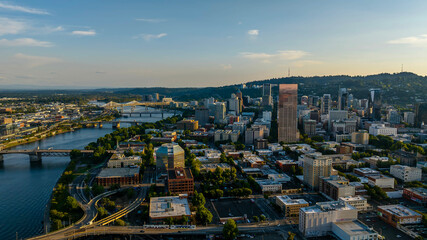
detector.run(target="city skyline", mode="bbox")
[1,0,427,88]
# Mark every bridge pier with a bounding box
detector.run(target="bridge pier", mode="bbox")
[0,154,3,162]
[112,122,120,129]
[29,153,42,162]
[99,123,103,128]
[162,112,164,119]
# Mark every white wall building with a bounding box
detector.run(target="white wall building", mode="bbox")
[299,201,358,237]
[390,165,422,182]
[369,124,397,136]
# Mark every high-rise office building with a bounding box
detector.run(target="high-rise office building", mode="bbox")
[369,88,382,121]
[415,103,427,127]
[227,94,241,115]
[303,154,332,189]
[321,94,331,114]
[278,84,298,143]
[156,143,185,173]
[301,95,309,105]
[338,88,348,110]
[195,108,210,126]
[262,83,273,107]
[403,112,415,125]
[303,119,316,136]
[214,102,226,123]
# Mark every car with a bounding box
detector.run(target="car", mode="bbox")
[140,230,145,233]
[396,235,401,238]
[277,224,281,227]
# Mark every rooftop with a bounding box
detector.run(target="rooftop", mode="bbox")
[302,201,356,213]
[339,196,367,202]
[406,187,427,196]
[377,205,421,217]
[97,167,140,178]
[149,196,191,219]
[276,195,308,205]
[333,220,377,236]
[168,167,193,180]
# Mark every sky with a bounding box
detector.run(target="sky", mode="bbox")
[1,0,427,88]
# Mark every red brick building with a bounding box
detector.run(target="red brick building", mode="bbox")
[403,188,427,206]
[167,167,194,195]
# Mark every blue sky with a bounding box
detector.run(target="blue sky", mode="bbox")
[0,0,427,88]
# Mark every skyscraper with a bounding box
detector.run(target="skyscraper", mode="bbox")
[262,83,273,107]
[321,94,331,114]
[214,102,226,123]
[369,89,382,121]
[415,103,427,127]
[278,84,298,143]
[195,108,210,126]
[338,88,348,110]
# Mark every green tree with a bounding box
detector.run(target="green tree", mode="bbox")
[287,231,296,240]
[97,207,108,218]
[223,219,238,240]
[260,214,266,221]
[52,219,63,231]
[115,219,126,226]
[196,207,213,225]
[92,184,105,196]
[253,216,259,222]
[192,191,206,207]
[66,196,79,210]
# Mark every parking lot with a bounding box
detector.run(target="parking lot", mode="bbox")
[358,212,413,240]
[210,198,265,223]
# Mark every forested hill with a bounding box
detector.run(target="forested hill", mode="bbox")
[114,72,426,105]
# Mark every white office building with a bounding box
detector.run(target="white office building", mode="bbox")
[390,165,422,182]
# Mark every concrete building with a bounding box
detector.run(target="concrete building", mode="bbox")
[415,102,427,127]
[167,167,194,195]
[276,195,309,217]
[303,154,332,189]
[367,175,395,189]
[338,196,369,212]
[214,102,226,123]
[328,110,348,131]
[156,143,185,173]
[377,205,422,227]
[255,179,282,193]
[353,168,380,177]
[299,201,358,237]
[262,83,273,107]
[351,130,369,145]
[403,112,415,125]
[195,108,210,126]
[321,94,331,115]
[332,220,379,240]
[245,126,265,145]
[278,84,298,143]
[320,175,356,200]
[369,124,397,136]
[96,167,140,187]
[390,165,422,182]
[149,196,192,224]
[176,119,199,131]
[107,154,141,168]
[338,88,349,111]
[303,119,316,136]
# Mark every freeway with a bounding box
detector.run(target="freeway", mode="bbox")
[56,221,299,239]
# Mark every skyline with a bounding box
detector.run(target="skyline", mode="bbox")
[1,0,427,88]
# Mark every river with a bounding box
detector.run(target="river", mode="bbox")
[0,108,176,240]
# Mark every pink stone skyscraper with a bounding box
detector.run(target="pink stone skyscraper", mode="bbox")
[278,84,298,143]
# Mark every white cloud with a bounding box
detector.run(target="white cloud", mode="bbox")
[72,30,96,36]
[0,2,49,15]
[0,17,26,36]
[388,34,427,46]
[135,33,167,41]
[240,50,309,63]
[135,18,166,23]
[13,53,62,67]
[248,29,259,36]
[221,64,232,70]
[0,38,53,47]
